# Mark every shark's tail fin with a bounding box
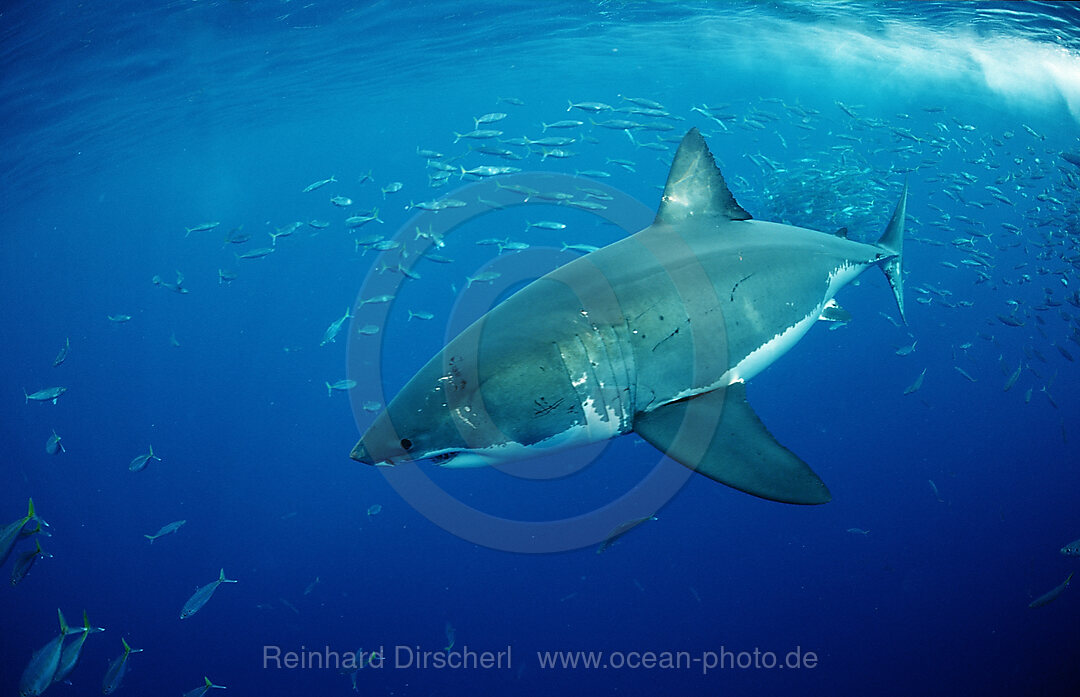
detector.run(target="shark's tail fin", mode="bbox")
[875,180,907,324]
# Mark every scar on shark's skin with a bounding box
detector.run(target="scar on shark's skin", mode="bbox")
[730,273,754,302]
[651,317,690,353]
[533,397,564,417]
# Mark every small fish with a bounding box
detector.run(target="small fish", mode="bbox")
[526,136,576,147]
[1029,572,1073,608]
[846,528,871,536]
[356,325,380,336]
[308,219,331,229]
[217,269,238,286]
[357,294,394,307]
[108,314,132,323]
[928,479,944,503]
[144,520,186,543]
[566,200,607,211]
[542,119,583,130]
[18,608,74,697]
[453,129,503,142]
[321,307,353,346]
[567,100,612,113]
[539,147,576,160]
[330,195,353,207]
[128,444,161,472]
[407,199,467,212]
[152,270,190,294]
[326,379,357,397]
[10,538,52,586]
[223,226,251,244]
[527,221,567,231]
[591,118,642,130]
[953,366,977,382]
[1061,538,1080,556]
[423,253,454,264]
[466,271,501,287]
[620,95,666,109]
[444,621,456,651]
[52,337,70,367]
[498,241,529,253]
[362,401,382,413]
[182,676,227,697]
[495,182,539,197]
[0,499,38,569]
[235,247,275,260]
[474,112,508,126]
[997,313,1024,327]
[407,310,434,321]
[596,515,657,554]
[532,191,575,202]
[303,577,321,596]
[366,504,383,517]
[1021,124,1044,140]
[579,188,613,201]
[185,221,220,237]
[269,221,302,245]
[460,165,521,178]
[381,182,403,198]
[302,175,337,192]
[180,568,238,620]
[45,429,64,455]
[24,387,67,405]
[1003,362,1023,391]
[895,340,917,356]
[52,610,105,685]
[496,96,524,106]
[561,243,600,254]
[345,209,383,227]
[101,637,143,694]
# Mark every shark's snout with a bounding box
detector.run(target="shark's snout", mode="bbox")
[350,441,373,464]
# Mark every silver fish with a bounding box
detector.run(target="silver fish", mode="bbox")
[179,568,238,619]
[128,444,161,472]
[24,387,66,405]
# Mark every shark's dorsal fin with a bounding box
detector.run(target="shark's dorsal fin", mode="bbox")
[654,128,752,226]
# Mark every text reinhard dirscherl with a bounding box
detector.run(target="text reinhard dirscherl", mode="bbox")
[263,645,512,671]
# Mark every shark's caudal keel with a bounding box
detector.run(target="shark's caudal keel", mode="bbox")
[351,128,907,505]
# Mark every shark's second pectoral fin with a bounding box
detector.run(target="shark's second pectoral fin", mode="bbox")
[634,383,831,504]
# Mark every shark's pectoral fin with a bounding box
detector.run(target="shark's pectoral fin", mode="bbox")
[634,383,831,505]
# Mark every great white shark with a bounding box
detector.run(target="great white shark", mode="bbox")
[350,128,906,505]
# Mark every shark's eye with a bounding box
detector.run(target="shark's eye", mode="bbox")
[400,438,413,451]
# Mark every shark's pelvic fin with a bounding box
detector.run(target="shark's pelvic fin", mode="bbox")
[876,179,907,324]
[654,127,752,226]
[634,383,831,504]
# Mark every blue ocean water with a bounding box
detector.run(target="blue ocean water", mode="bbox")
[3,1,1080,694]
